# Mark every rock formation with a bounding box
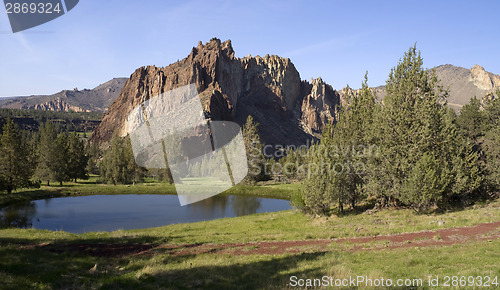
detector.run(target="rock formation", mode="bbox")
[373,64,500,111]
[91,38,343,147]
[0,78,127,112]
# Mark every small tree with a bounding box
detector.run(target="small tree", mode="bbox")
[85,142,101,175]
[242,115,267,183]
[124,136,146,185]
[400,153,447,212]
[483,127,500,193]
[52,133,70,186]
[67,132,89,182]
[100,132,145,185]
[33,122,57,186]
[456,96,487,141]
[301,137,335,215]
[0,119,32,193]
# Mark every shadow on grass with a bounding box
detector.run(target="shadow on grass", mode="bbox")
[1,234,328,289]
[101,251,329,289]
[0,235,181,288]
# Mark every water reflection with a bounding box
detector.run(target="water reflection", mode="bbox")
[0,194,290,233]
[0,201,36,229]
[186,195,262,218]
[231,196,261,216]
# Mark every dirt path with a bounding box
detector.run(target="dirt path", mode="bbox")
[38,221,500,257]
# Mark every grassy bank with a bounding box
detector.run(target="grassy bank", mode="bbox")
[1,182,499,288]
[0,199,499,288]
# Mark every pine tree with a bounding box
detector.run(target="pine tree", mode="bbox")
[242,115,267,183]
[101,132,125,185]
[67,132,88,182]
[484,93,500,129]
[368,45,452,209]
[0,118,32,193]
[33,122,57,186]
[456,96,487,141]
[483,126,500,193]
[52,133,70,186]
[85,142,101,175]
[301,132,336,215]
[124,136,146,185]
[100,133,145,185]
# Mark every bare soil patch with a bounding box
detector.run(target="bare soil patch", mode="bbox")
[32,222,500,257]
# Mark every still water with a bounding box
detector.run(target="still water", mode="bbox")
[0,194,291,233]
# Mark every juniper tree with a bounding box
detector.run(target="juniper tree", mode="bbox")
[33,122,57,186]
[242,115,266,183]
[483,127,500,193]
[367,45,453,209]
[100,133,145,185]
[456,96,488,141]
[0,119,32,193]
[301,127,336,215]
[52,133,70,186]
[85,142,101,175]
[66,132,89,182]
[100,132,127,185]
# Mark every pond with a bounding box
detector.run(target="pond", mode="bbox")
[0,194,291,233]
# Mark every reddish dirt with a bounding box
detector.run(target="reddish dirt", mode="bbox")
[34,222,500,257]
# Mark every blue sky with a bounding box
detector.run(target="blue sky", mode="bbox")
[1,0,499,97]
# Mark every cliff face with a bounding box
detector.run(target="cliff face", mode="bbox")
[91,38,342,147]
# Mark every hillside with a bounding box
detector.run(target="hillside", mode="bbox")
[0,78,127,113]
[372,64,500,111]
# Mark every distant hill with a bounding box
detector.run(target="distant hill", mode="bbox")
[372,64,500,111]
[0,78,128,112]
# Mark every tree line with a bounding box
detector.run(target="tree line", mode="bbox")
[0,119,89,193]
[293,45,499,214]
[0,120,166,193]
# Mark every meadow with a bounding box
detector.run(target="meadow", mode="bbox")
[0,181,499,289]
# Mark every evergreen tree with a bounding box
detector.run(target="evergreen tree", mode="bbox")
[85,142,101,175]
[367,45,453,209]
[242,115,267,183]
[33,122,57,186]
[124,136,146,185]
[483,126,500,193]
[52,133,70,186]
[484,93,500,129]
[0,119,32,193]
[456,96,487,141]
[100,132,145,185]
[67,132,89,182]
[301,132,336,215]
[101,132,126,185]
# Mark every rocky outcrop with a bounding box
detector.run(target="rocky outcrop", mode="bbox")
[91,38,342,147]
[300,78,340,134]
[470,64,500,91]
[32,97,89,112]
[0,78,127,112]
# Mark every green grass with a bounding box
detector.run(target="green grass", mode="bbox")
[0,182,499,288]
[0,230,498,289]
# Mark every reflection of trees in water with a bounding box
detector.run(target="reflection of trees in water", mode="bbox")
[187,195,229,218]
[0,202,37,229]
[231,196,261,216]
[186,195,262,218]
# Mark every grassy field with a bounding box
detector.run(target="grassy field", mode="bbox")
[0,182,499,289]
